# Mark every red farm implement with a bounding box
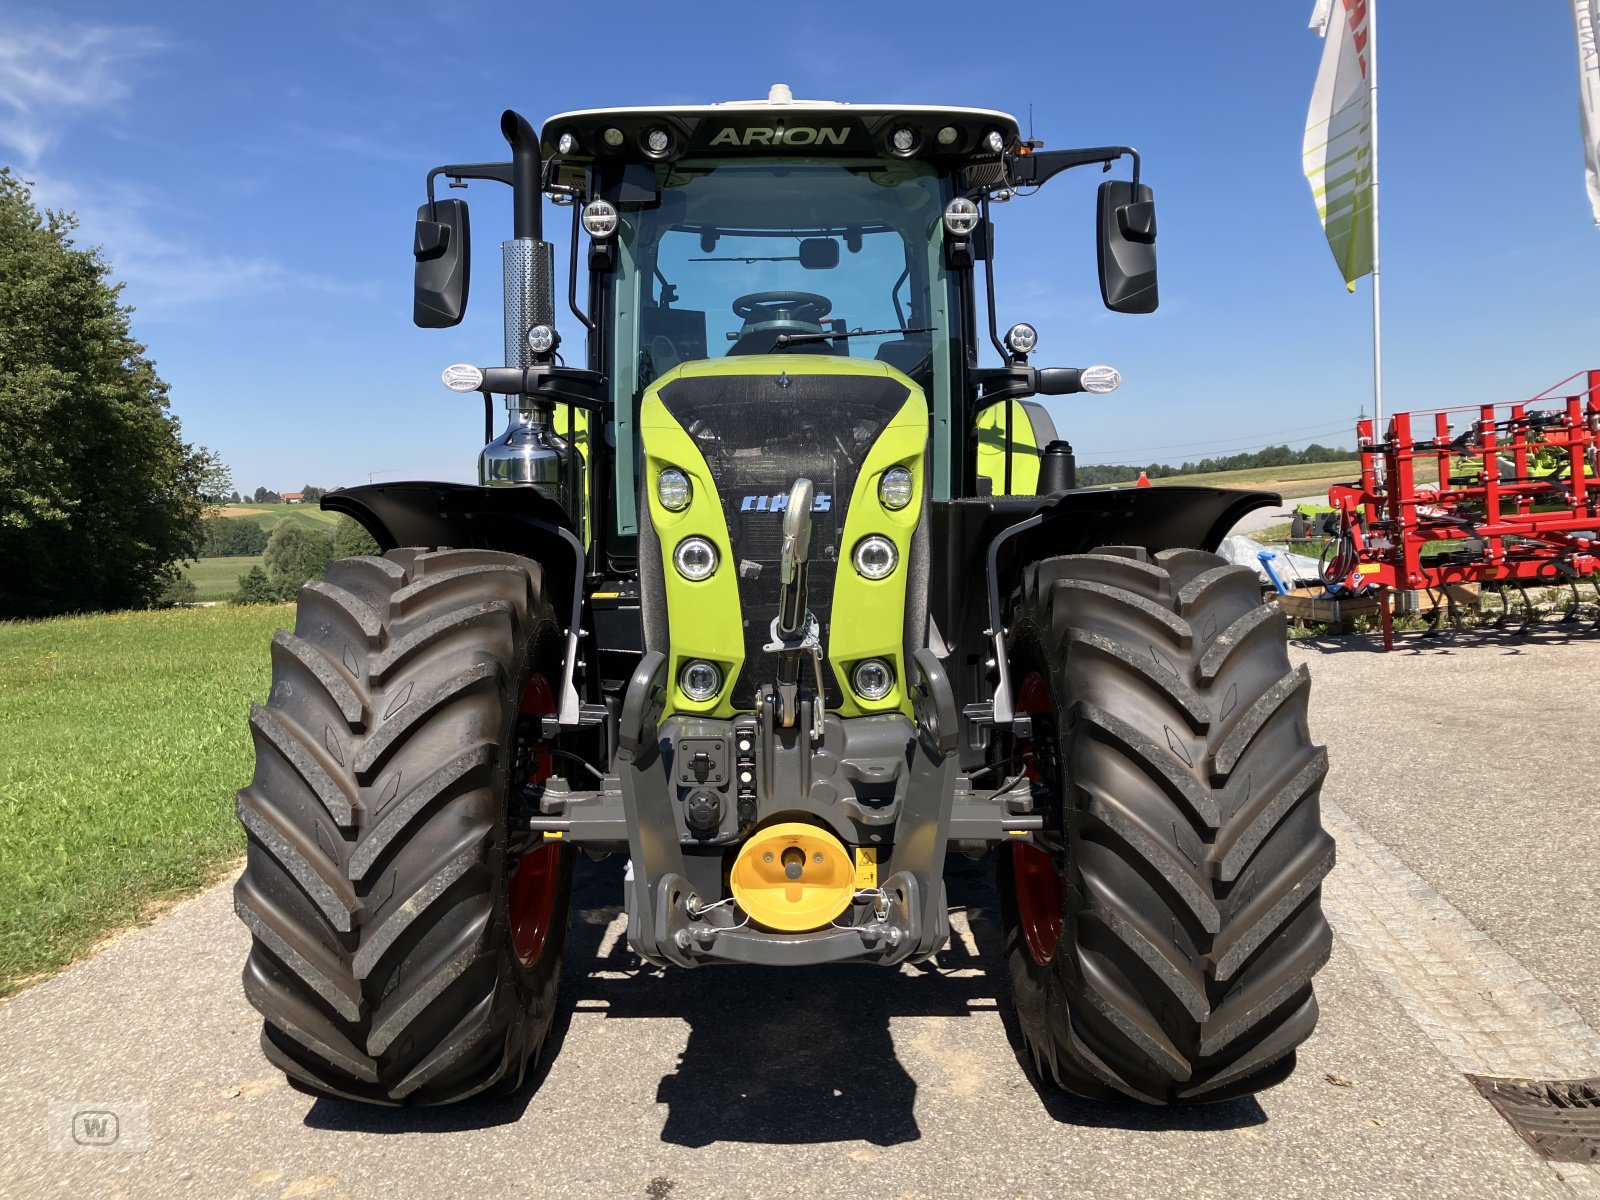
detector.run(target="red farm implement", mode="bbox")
[1321,370,1600,647]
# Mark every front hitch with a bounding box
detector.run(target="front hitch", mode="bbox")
[762,477,827,737]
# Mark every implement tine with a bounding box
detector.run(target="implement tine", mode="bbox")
[1515,581,1536,631]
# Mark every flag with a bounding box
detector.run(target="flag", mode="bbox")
[1574,0,1600,225]
[1304,0,1374,290]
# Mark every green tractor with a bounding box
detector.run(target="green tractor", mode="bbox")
[234,87,1333,1106]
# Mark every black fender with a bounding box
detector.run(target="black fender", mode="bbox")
[322,482,588,723]
[929,486,1278,735]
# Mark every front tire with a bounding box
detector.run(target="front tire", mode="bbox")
[234,548,574,1105]
[997,546,1333,1103]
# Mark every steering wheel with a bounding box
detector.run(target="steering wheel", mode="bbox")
[731,291,832,324]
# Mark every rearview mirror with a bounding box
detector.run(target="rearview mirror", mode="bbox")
[414,198,470,328]
[799,238,840,270]
[1096,181,1158,314]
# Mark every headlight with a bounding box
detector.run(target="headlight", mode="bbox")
[581,199,619,239]
[680,660,722,702]
[1005,322,1038,357]
[936,125,960,147]
[852,535,898,580]
[645,128,671,156]
[943,197,980,237]
[657,468,691,512]
[891,127,917,154]
[852,659,894,702]
[674,536,718,580]
[879,466,913,511]
[984,130,1005,154]
[556,131,578,156]
[525,324,559,355]
[603,127,625,147]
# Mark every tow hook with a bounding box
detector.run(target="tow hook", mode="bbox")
[762,477,827,739]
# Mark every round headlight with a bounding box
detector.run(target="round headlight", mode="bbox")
[1005,322,1038,357]
[645,128,671,155]
[603,126,625,147]
[674,536,718,581]
[1080,364,1123,394]
[525,324,559,355]
[852,535,898,580]
[852,659,895,702]
[984,130,1005,154]
[943,197,980,237]
[657,467,691,512]
[581,199,619,239]
[891,127,917,154]
[557,131,578,156]
[879,466,914,511]
[936,125,960,147]
[680,660,722,703]
[441,363,484,392]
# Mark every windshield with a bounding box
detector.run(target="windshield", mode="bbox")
[607,158,955,536]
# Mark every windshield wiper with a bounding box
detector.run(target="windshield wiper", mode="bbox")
[773,326,932,349]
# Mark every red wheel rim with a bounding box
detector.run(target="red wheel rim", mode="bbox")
[510,674,561,967]
[509,844,562,966]
[1010,671,1063,965]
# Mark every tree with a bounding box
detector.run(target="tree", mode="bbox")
[299,484,327,504]
[230,565,279,605]
[332,515,381,559]
[262,523,332,594]
[200,516,269,557]
[0,170,222,618]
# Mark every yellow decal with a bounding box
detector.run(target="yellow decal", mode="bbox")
[853,847,878,890]
[1357,563,1382,575]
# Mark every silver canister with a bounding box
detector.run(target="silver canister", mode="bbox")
[502,238,556,369]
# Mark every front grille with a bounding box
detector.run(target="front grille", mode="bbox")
[657,369,911,708]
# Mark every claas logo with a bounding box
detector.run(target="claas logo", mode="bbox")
[740,493,831,513]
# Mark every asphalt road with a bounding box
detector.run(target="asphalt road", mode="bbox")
[2,631,1597,1199]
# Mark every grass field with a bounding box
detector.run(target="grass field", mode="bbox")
[215,502,340,534]
[183,555,264,601]
[1136,458,1440,494]
[0,604,289,996]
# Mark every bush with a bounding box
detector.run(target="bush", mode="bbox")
[262,522,332,588]
[230,565,280,605]
[155,575,198,607]
[332,515,381,559]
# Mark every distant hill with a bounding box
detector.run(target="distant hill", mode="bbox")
[212,503,341,534]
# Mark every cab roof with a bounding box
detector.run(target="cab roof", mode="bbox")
[540,84,1023,171]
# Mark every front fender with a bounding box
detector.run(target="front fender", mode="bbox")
[928,486,1278,733]
[322,481,588,723]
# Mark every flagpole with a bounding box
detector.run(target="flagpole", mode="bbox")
[1368,0,1384,431]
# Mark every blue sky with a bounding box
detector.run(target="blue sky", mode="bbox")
[1,1,1594,491]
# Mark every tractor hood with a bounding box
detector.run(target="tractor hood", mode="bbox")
[639,357,927,715]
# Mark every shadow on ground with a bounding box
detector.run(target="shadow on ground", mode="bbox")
[560,854,1262,1145]
[305,852,1266,1140]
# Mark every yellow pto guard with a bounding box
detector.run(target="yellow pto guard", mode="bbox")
[729,822,855,932]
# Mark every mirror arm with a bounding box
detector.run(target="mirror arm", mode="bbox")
[1003,145,1141,191]
[425,162,515,218]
